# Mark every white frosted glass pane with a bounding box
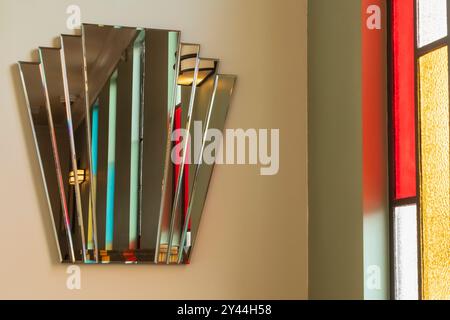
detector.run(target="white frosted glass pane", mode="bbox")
[417,0,448,47]
[393,205,419,300]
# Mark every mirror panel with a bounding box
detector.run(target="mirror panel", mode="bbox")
[40,47,87,262]
[165,44,201,263]
[18,62,75,262]
[60,34,97,262]
[168,58,218,263]
[82,24,139,262]
[178,75,236,262]
[139,30,181,263]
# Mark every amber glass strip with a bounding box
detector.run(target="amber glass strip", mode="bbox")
[418,46,450,300]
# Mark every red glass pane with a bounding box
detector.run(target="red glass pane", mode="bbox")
[174,106,190,230]
[184,136,191,230]
[392,0,416,199]
[174,106,182,187]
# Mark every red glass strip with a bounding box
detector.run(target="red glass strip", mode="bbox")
[392,0,416,199]
[184,136,191,230]
[174,106,191,229]
[174,106,182,187]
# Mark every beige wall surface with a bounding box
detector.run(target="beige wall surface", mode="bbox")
[0,0,308,299]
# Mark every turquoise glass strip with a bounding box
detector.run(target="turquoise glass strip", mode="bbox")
[105,71,118,250]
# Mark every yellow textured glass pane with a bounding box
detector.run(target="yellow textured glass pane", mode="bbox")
[418,46,450,300]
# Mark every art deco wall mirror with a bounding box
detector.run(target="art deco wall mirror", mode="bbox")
[17,23,236,264]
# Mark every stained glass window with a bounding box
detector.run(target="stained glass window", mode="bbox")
[390,0,450,300]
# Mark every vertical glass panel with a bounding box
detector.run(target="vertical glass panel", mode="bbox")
[166,44,201,264]
[90,103,99,252]
[112,45,133,252]
[105,32,145,257]
[129,30,145,250]
[394,205,419,300]
[18,62,74,262]
[61,34,97,262]
[82,24,138,258]
[392,0,416,200]
[82,24,138,262]
[139,30,181,263]
[179,75,237,262]
[417,0,448,47]
[40,47,88,262]
[169,59,218,263]
[105,70,118,251]
[418,46,450,300]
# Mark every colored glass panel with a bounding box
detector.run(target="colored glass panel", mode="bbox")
[105,71,118,250]
[417,0,448,47]
[129,31,144,249]
[418,46,450,300]
[392,0,417,200]
[393,205,419,300]
[89,103,99,251]
[174,106,182,188]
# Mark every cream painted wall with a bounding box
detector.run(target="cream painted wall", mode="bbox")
[0,0,308,299]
